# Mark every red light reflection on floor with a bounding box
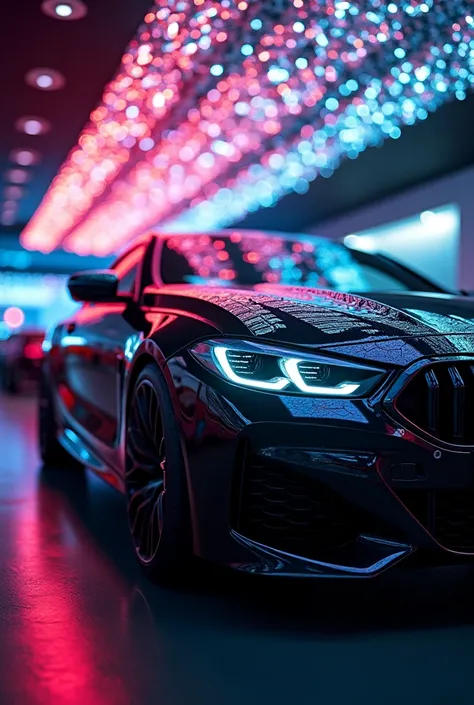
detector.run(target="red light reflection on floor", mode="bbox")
[14,490,129,704]
[0,395,133,705]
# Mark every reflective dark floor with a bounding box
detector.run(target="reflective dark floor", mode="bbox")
[1,395,474,705]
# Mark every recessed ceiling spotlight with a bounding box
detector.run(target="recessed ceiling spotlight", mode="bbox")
[2,200,18,211]
[38,74,53,88]
[4,185,25,199]
[55,3,73,16]
[15,116,51,136]
[41,0,88,21]
[1,211,17,226]
[1,214,15,226]
[9,148,41,166]
[5,169,30,185]
[25,67,65,91]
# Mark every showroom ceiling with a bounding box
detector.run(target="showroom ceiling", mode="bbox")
[0,0,150,231]
[2,1,474,249]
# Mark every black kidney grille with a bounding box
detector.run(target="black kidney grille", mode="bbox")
[232,454,395,558]
[396,489,474,553]
[395,361,474,445]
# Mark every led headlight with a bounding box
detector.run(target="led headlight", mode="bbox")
[190,340,385,397]
[213,346,290,391]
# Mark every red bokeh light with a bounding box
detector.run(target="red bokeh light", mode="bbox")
[245,251,260,264]
[219,269,235,280]
[24,342,44,360]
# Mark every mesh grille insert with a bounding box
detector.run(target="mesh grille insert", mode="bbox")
[396,488,474,553]
[232,452,397,558]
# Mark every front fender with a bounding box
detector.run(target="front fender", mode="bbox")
[119,310,220,471]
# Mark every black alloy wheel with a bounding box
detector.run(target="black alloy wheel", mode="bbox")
[125,364,192,583]
[126,378,166,564]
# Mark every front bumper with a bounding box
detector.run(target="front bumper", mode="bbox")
[167,353,474,578]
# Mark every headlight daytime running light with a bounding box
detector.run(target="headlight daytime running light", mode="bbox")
[190,340,384,398]
[213,346,290,391]
[281,358,360,396]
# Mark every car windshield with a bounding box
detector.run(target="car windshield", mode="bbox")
[159,232,438,293]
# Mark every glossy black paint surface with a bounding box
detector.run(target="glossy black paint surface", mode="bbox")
[43,232,474,577]
[67,270,123,303]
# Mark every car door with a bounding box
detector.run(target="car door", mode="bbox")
[58,244,147,448]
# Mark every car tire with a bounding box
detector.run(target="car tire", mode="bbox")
[125,363,194,585]
[38,369,83,469]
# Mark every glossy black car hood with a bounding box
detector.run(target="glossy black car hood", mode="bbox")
[156,284,474,347]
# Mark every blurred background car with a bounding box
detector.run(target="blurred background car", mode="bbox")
[0,328,44,394]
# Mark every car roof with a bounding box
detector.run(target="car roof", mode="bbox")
[151,229,334,245]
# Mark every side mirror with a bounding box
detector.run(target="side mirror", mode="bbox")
[67,270,123,303]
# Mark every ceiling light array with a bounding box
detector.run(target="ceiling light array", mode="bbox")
[1,117,49,226]
[1,3,86,227]
[20,0,474,254]
[2,150,42,224]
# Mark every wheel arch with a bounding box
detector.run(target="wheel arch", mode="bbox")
[119,340,181,471]
[121,341,197,559]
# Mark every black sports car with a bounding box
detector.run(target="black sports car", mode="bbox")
[0,329,44,393]
[39,230,474,582]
